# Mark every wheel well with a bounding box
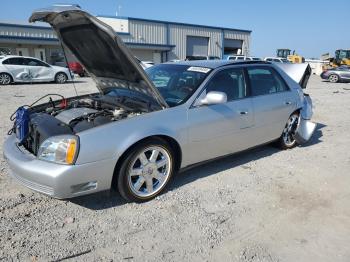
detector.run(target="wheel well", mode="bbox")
[0,72,13,82]
[111,135,182,189]
[328,73,339,78]
[292,108,301,116]
[55,72,68,78]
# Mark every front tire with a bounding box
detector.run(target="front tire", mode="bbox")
[55,72,68,84]
[328,74,339,83]
[0,73,12,85]
[117,138,175,202]
[278,113,299,149]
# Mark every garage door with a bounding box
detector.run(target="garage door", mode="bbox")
[186,36,209,57]
[224,39,243,55]
[131,49,154,62]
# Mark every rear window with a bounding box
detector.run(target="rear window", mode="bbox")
[247,67,289,96]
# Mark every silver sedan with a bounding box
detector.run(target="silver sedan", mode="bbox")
[3,6,316,202]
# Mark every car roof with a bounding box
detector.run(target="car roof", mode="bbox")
[0,55,41,60]
[163,60,270,69]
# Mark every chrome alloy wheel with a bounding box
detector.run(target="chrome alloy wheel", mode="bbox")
[127,146,171,198]
[282,114,299,146]
[0,73,11,85]
[56,73,67,83]
[328,74,339,83]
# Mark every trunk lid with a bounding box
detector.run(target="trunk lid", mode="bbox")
[29,5,168,109]
[276,63,312,89]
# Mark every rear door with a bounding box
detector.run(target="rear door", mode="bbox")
[2,57,27,81]
[246,66,296,144]
[23,58,53,81]
[187,67,255,163]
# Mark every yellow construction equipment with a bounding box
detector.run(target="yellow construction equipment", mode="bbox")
[277,48,305,63]
[330,49,350,67]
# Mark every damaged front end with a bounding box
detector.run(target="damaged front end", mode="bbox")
[12,91,159,158]
[8,5,169,158]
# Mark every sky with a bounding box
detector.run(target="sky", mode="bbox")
[1,0,349,58]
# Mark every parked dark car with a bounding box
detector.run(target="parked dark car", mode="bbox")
[321,66,350,83]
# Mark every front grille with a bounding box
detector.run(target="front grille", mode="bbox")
[22,124,40,156]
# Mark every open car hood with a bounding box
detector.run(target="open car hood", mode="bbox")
[29,5,168,109]
[275,63,312,89]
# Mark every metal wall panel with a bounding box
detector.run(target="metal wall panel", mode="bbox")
[168,25,222,60]
[224,30,250,56]
[122,20,167,45]
[0,19,251,62]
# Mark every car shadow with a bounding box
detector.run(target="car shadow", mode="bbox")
[71,122,325,210]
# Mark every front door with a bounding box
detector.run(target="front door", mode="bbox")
[187,67,255,164]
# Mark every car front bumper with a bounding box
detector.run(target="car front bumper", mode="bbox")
[320,72,329,79]
[3,135,116,199]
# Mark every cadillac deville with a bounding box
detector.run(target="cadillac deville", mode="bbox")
[3,5,316,202]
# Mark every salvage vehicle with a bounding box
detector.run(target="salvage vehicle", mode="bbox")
[3,5,316,202]
[320,66,350,83]
[0,55,72,85]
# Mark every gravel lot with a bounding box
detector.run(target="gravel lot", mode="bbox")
[1,76,350,261]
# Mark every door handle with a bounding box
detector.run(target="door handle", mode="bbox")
[240,111,248,115]
[285,101,292,105]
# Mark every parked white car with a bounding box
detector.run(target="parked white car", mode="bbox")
[0,55,72,85]
[225,55,261,61]
[225,55,246,61]
[264,57,291,63]
[246,56,262,61]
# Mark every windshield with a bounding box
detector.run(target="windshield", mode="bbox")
[146,64,210,107]
[338,50,350,59]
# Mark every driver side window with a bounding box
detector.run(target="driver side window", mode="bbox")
[205,68,246,102]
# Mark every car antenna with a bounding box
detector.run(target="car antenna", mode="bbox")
[60,42,78,96]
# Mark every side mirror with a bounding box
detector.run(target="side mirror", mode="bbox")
[196,91,227,106]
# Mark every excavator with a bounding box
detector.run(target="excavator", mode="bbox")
[330,49,350,67]
[277,48,305,63]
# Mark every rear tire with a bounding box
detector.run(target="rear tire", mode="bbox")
[116,138,175,202]
[328,74,339,83]
[55,72,68,84]
[0,73,12,85]
[278,113,299,149]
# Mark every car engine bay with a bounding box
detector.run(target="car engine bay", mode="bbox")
[12,91,158,155]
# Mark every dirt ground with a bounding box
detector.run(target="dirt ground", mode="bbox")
[0,75,350,262]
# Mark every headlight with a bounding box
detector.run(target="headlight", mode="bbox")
[38,135,79,165]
